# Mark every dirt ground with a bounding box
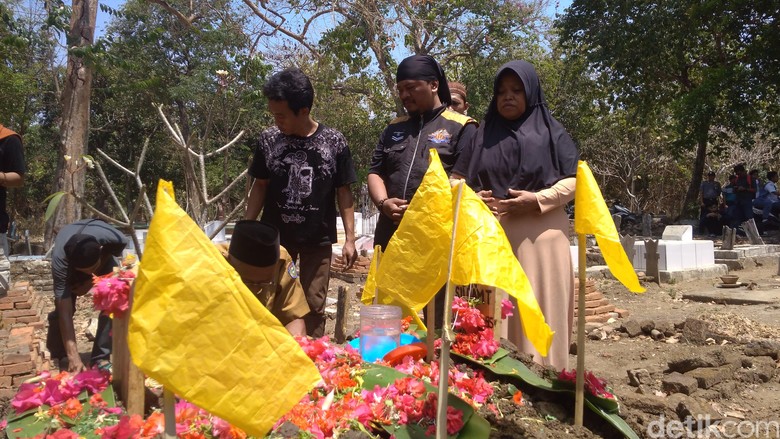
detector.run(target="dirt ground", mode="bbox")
[20,255,780,439]
[325,258,780,438]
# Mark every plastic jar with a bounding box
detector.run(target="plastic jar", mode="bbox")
[359,305,402,362]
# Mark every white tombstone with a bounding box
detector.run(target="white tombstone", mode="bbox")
[203,221,227,243]
[661,225,693,241]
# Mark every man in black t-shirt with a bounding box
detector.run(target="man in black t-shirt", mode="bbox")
[0,123,26,257]
[49,219,127,372]
[245,68,357,338]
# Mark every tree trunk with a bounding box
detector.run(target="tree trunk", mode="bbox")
[680,135,708,220]
[47,0,98,247]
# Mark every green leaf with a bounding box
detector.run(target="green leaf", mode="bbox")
[361,364,488,439]
[44,192,66,222]
[452,352,639,439]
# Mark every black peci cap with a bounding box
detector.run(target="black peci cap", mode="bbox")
[228,220,280,268]
[64,234,101,269]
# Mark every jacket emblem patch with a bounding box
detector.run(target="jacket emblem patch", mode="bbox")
[428,129,451,144]
[287,261,299,279]
[391,131,405,142]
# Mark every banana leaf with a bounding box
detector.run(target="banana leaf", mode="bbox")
[361,364,489,439]
[452,350,639,439]
[5,386,117,439]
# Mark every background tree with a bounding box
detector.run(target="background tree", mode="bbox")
[557,0,779,218]
[52,0,98,242]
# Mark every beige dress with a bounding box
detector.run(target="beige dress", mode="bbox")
[503,177,575,370]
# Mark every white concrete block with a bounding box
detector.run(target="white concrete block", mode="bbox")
[680,241,697,269]
[659,241,685,271]
[662,225,693,241]
[633,241,646,270]
[694,240,715,266]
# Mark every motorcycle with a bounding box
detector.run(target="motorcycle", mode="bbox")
[609,203,640,233]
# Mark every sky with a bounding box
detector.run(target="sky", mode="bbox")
[95,0,574,39]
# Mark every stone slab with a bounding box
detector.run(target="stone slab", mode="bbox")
[662,225,693,241]
[713,244,780,260]
[681,288,780,305]
[659,264,728,283]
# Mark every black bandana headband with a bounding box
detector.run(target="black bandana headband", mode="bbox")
[396,55,451,106]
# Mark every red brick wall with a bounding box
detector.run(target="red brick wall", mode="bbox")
[0,281,51,399]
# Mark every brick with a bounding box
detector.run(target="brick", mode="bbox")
[663,372,699,395]
[0,375,11,387]
[584,298,610,309]
[14,302,32,309]
[3,317,16,325]
[584,292,604,301]
[574,307,596,316]
[0,389,16,399]
[7,288,27,297]
[10,326,34,336]
[685,366,733,389]
[4,361,34,375]
[0,302,13,310]
[584,314,612,323]
[16,316,42,324]
[12,374,36,386]
[594,304,616,314]
[4,309,37,318]
[615,308,630,318]
[14,281,30,288]
[3,352,32,365]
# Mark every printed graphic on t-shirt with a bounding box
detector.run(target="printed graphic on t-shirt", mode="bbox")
[282,151,313,206]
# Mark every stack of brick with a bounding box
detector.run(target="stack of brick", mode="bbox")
[10,258,54,296]
[330,254,371,283]
[0,281,51,398]
[573,278,625,324]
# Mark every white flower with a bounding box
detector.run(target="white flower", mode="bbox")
[83,156,95,169]
[64,155,72,161]
[215,70,229,77]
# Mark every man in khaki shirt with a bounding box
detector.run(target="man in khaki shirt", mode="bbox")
[220,220,310,336]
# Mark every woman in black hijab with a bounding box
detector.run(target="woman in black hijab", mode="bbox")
[453,60,579,370]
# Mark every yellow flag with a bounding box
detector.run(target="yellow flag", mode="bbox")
[361,245,381,304]
[129,181,321,437]
[574,161,645,293]
[450,181,553,356]
[363,150,453,327]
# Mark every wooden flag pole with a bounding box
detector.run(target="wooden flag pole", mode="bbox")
[163,388,176,439]
[436,181,464,439]
[575,234,587,427]
[372,245,381,305]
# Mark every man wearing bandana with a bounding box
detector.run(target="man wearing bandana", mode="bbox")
[368,55,477,250]
[219,220,310,336]
[48,219,128,372]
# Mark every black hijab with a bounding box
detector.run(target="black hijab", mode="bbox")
[396,55,452,106]
[468,60,578,197]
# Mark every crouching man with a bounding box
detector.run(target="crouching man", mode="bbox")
[220,220,309,336]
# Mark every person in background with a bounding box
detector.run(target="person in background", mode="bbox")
[701,203,724,236]
[48,219,127,372]
[733,164,756,227]
[760,171,780,224]
[449,81,470,115]
[220,220,309,336]
[245,68,357,338]
[721,174,738,225]
[698,171,721,234]
[452,60,579,370]
[0,123,26,257]
[750,169,763,200]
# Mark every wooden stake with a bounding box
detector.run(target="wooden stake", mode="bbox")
[334,286,348,343]
[163,388,176,439]
[575,234,587,427]
[436,181,464,439]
